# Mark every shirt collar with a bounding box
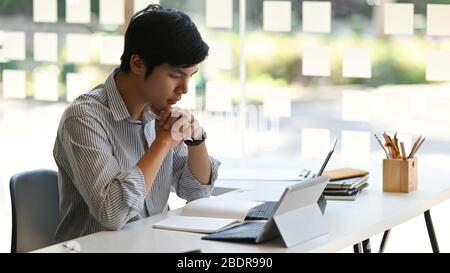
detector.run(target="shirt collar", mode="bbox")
[106,68,132,122]
[105,68,159,124]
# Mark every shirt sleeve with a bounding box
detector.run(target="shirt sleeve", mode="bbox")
[60,115,146,231]
[171,143,221,202]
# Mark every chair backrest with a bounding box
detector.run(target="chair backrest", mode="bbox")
[10,169,60,253]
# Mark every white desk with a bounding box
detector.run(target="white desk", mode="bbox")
[34,163,450,253]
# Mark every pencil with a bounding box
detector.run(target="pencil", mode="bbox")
[374,134,390,159]
[408,136,422,159]
[400,142,407,160]
[410,137,426,158]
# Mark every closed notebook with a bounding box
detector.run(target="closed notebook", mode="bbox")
[325,175,369,190]
[323,168,369,181]
[152,198,263,234]
[324,191,360,201]
[324,182,369,195]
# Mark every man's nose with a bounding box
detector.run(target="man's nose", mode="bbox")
[178,78,189,94]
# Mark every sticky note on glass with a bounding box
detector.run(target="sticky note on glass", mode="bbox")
[302,46,331,76]
[0,31,4,62]
[206,0,233,29]
[134,0,160,14]
[34,32,58,62]
[100,35,124,65]
[177,79,197,110]
[34,69,59,101]
[33,0,58,23]
[2,70,26,99]
[301,128,330,159]
[302,1,331,33]
[263,88,291,118]
[341,130,371,160]
[66,34,91,63]
[341,90,371,122]
[427,4,450,36]
[66,73,91,102]
[426,51,450,81]
[263,1,291,32]
[2,31,26,61]
[342,47,371,78]
[66,0,91,24]
[384,3,414,35]
[100,0,124,25]
[410,92,428,118]
[205,82,233,112]
[206,40,233,71]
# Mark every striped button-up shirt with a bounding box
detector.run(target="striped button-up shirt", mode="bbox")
[53,68,221,241]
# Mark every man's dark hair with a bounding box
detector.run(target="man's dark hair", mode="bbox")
[120,5,209,77]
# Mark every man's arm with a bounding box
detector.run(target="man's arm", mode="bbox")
[137,138,172,193]
[137,109,181,192]
[61,115,147,231]
[187,142,212,185]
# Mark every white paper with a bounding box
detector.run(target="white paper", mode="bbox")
[33,0,58,23]
[99,0,125,25]
[34,69,59,101]
[205,82,233,112]
[301,128,330,159]
[302,46,331,76]
[206,0,233,29]
[66,0,91,24]
[66,73,91,102]
[263,1,292,32]
[263,88,291,118]
[100,35,124,65]
[302,1,331,33]
[341,130,371,160]
[34,32,58,62]
[66,34,91,63]
[427,4,450,36]
[384,3,414,35]
[3,31,26,61]
[153,216,240,234]
[426,51,450,81]
[134,0,160,14]
[206,40,233,71]
[342,90,371,122]
[342,47,371,78]
[2,70,26,99]
[217,188,285,202]
[182,198,262,222]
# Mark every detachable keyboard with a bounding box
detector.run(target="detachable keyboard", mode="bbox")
[202,221,266,242]
[245,201,278,220]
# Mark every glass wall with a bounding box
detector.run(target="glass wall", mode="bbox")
[2,0,450,252]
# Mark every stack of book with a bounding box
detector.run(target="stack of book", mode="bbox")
[322,168,370,201]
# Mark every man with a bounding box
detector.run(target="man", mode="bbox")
[53,5,221,241]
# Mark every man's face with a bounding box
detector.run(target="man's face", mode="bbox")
[140,64,198,112]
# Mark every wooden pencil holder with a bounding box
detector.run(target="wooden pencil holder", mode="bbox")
[383,157,418,193]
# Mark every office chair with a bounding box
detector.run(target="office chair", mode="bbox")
[10,169,61,253]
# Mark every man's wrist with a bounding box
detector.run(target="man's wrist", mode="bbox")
[153,137,173,150]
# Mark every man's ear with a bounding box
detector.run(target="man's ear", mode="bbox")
[130,54,147,76]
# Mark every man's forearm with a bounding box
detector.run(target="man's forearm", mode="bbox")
[188,142,212,185]
[137,139,171,193]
